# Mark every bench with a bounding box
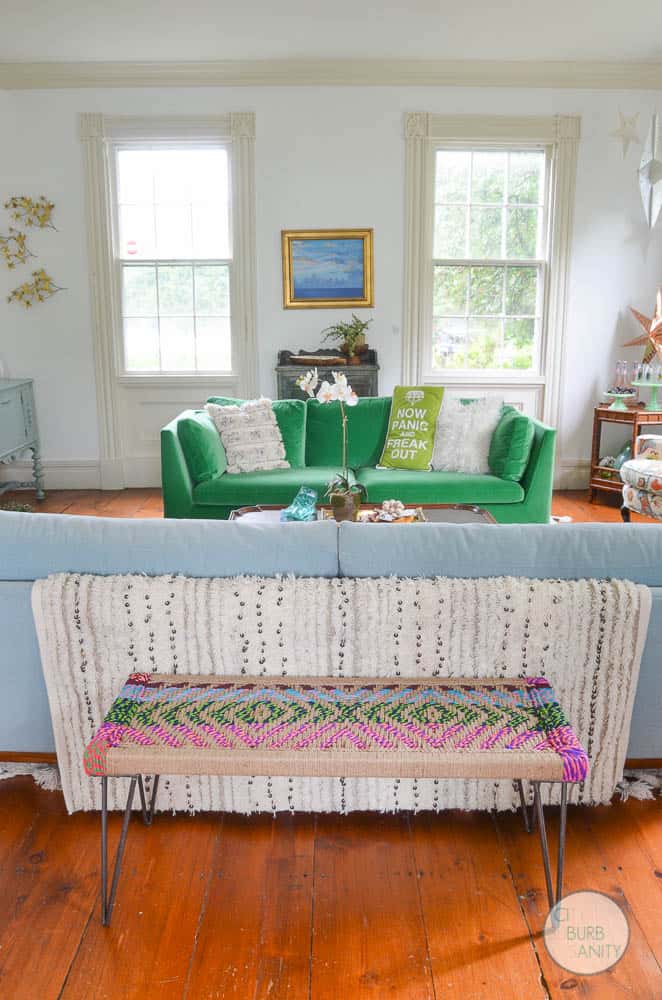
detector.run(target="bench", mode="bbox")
[84,672,589,925]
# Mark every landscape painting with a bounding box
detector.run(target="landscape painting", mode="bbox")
[282,229,374,308]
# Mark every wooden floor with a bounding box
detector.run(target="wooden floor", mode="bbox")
[0,776,660,1000]
[1,488,660,998]
[0,486,654,522]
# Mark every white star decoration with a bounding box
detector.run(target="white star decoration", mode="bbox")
[639,114,662,229]
[610,111,641,157]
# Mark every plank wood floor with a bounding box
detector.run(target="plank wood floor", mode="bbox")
[1,488,660,999]
[0,486,653,521]
[0,777,660,1000]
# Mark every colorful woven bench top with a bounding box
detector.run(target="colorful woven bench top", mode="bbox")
[83,673,588,783]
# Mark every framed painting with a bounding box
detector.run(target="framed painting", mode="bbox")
[281,228,374,309]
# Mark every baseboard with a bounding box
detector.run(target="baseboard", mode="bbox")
[122,455,161,488]
[0,751,58,764]
[0,459,101,490]
[555,459,590,491]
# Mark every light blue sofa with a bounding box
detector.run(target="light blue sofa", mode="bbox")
[1,512,660,761]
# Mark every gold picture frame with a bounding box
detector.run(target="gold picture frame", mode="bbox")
[281,228,374,309]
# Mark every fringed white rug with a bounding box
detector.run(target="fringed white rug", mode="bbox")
[32,574,650,815]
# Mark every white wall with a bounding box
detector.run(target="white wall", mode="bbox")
[1,84,661,488]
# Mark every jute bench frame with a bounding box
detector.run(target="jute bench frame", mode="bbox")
[84,673,589,926]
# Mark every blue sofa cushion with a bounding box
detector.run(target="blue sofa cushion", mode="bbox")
[0,511,340,579]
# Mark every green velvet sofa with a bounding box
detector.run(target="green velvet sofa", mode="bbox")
[161,395,556,523]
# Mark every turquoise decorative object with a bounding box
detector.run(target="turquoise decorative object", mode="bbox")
[280,486,318,521]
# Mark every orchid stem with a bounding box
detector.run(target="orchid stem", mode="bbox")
[340,401,348,483]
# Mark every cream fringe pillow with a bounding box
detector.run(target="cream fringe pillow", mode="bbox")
[431,396,504,474]
[206,399,290,474]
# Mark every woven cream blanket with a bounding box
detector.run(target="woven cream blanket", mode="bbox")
[32,573,650,814]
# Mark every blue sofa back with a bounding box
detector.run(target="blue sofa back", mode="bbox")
[1,511,660,759]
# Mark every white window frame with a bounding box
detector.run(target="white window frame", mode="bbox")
[403,113,580,428]
[80,113,257,481]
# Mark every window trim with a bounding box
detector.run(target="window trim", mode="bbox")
[403,113,580,428]
[111,138,234,378]
[80,113,256,484]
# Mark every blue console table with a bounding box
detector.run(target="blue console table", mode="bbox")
[0,378,45,499]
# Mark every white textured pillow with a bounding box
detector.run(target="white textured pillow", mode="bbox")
[431,396,504,474]
[205,399,290,475]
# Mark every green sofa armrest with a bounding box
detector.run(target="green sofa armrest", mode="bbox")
[161,418,195,519]
[516,418,556,522]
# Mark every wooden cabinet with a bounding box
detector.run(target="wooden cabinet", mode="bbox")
[0,378,45,499]
[275,350,379,400]
[590,403,662,502]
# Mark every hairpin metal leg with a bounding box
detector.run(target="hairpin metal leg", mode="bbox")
[137,774,160,826]
[517,779,533,833]
[101,775,137,926]
[533,781,569,912]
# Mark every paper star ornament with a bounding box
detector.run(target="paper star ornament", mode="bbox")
[610,111,641,157]
[639,114,662,228]
[623,288,662,363]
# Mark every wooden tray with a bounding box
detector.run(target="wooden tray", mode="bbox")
[290,354,347,366]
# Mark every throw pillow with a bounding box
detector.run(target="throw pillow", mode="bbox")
[488,406,536,481]
[431,397,504,474]
[205,398,290,475]
[207,396,306,468]
[378,386,445,471]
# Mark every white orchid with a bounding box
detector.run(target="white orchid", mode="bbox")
[296,367,319,397]
[317,379,338,403]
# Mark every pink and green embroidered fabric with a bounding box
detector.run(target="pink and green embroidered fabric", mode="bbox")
[83,673,589,783]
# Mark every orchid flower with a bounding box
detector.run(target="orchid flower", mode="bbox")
[317,380,339,403]
[296,367,319,397]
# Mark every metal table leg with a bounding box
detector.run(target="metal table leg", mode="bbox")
[137,774,160,826]
[533,781,569,911]
[517,779,532,833]
[101,775,138,926]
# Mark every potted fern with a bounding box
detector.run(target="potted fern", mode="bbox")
[321,314,372,364]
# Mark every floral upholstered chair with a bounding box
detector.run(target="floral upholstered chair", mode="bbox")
[620,434,662,521]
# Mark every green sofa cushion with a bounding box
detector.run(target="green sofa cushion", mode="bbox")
[193,466,355,507]
[206,396,306,468]
[355,467,524,504]
[177,410,227,484]
[489,407,536,482]
[305,396,392,468]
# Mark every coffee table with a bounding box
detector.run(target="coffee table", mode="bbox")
[228,503,496,524]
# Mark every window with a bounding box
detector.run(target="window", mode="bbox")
[433,149,547,373]
[403,113,580,429]
[116,147,232,374]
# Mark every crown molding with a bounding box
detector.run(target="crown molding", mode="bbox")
[0,58,661,91]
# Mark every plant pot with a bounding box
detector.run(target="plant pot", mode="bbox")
[329,491,362,522]
[347,354,361,365]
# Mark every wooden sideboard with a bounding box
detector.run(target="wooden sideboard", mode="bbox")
[275,349,380,400]
[0,378,45,499]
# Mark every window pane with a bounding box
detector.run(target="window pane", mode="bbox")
[470,206,502,257]
[506,267,538,315]
[466,318,502,369]
[196,317,232,371]
[124,318,160,371]
[508,152,544,204]
[122,265,157,316]
[157,265,193,316]
[192,202,230,260]
[469,266,503,315]
[117,150,154,204]
[432,318,467,369]
[435,151,470,203]
[504,318,535,369]
[195,265,230,316]
[506,206,540,258]
[119,204,156,259]
[433,265,467,315]
[160,317,196,370]
[153,150,194,204]
[155,205,193,258]
[471,152,505,204]
[434,205,466,258]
